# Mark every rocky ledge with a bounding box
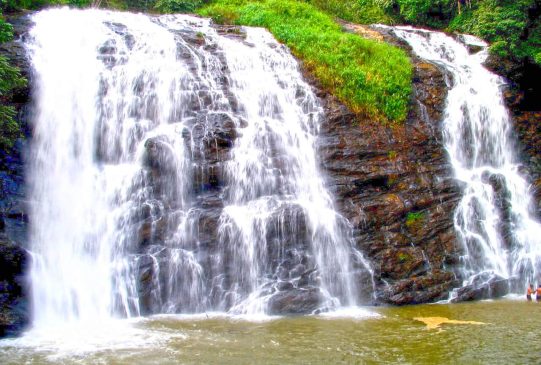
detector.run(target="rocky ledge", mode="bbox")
[503,89,541,218]
[315,24,464,305]
[0,234,29,337]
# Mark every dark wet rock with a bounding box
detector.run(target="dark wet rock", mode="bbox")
[143,137,176,171]
[289,264,306,278]
[312,23,461,305]
[196,204,223,250]
[485,53,541,112]
[503,87,541,218]
[215,25,246,40]
[379,270,459,305]
[203,112,238,149]
[0,237,30,338]
[267,287,323,315]
[264,204,310,257]
[296,268,318,288]
[276,281,294,291]
[451,275,509,303]
[484,173,515,247]
[136,254,158,315]
[104,21,135,50]
[378,247,428,280]
[0,15,31,336]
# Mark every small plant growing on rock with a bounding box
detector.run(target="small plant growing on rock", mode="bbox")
[405,211,424,228]
[397,252,410,263]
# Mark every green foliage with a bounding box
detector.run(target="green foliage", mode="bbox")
[0,12,25,152]
[155,0,202,13]
[449,0,541,66]
[395,0,454,26]
[306,0,455,27]
[397,251,410,262]
[306,0,395,24]
[200,0,413,123]
[305,0,540,68]
[1,0,91,11]
[405,211,424,227]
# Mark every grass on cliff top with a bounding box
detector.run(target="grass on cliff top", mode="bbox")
[198,0,413,124]
[306,0,541,68]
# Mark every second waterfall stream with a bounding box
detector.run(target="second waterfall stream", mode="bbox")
[382,26,541,295]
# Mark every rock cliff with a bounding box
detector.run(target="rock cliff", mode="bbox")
[2,13,539,336]
[315,25,463,305]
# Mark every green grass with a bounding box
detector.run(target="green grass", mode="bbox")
[198,0,413,123]
[306,0,540,69]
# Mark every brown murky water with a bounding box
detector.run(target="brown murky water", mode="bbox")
[1,298,540,364]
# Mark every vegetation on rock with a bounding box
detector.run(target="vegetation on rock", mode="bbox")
[305,0,541,78]
[0,7,25,153]
[1,0,539,128]
[449,0,541,68]
[199,0,413,123]
[405,211,425,228]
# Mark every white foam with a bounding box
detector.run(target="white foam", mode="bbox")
[318,306,382,320]
[0,318,184,360]
[151,311,282,323]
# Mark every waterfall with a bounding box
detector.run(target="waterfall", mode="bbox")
[26,8,366,325]
[385,26,541,294]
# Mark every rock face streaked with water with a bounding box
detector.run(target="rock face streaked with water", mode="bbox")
[382,26,541,299]
[23,8,373,326]
[1,7,540,339]
[319,24,461,305]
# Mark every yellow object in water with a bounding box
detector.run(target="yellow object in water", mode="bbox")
[414,316,486,330]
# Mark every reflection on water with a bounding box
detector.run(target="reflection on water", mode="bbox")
[1,299,541,364]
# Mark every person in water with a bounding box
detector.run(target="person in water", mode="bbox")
[527,284,534,301]
[537,285,541,302]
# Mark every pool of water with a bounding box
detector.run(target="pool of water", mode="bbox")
[1,298,540,364]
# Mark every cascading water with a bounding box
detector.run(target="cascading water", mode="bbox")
[384,26,541,294]
[26,8,368,326]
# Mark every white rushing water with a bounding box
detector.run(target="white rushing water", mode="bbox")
[385,26,541,293]
[26,8,367,327]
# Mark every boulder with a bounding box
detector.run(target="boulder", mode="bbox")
[451,275,510,303]
[267,287,324,315]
